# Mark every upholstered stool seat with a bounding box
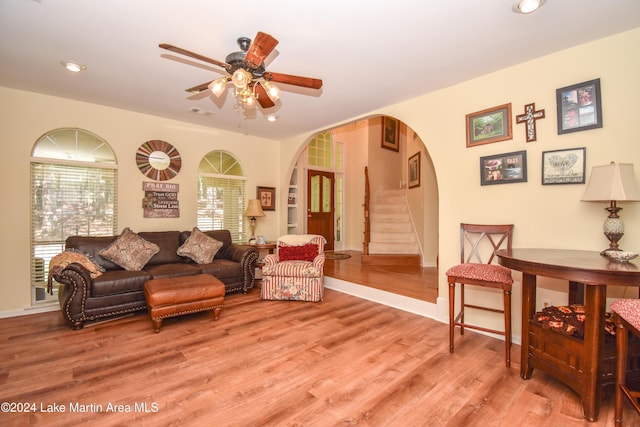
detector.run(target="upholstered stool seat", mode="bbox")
[611,298,640,426]
[144,274,225,332]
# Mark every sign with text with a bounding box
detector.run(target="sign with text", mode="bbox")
[142,182,179,218]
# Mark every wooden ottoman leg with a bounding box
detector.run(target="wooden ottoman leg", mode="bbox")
[152,318,163,333]
[213,306,222,321]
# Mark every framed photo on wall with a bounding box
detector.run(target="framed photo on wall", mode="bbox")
[541,147,586,185]
[408,152,421,189]
[381,116,400,152]
[257,186,275,211]
[556,78,602,134]
[466,103,513,147]
[480,150,527,186]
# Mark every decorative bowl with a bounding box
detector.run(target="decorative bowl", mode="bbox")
[604,250,639,263]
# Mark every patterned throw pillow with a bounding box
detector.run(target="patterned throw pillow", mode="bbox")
[98,228,160,271]
[177,227,223,264]
[278,244,318,262]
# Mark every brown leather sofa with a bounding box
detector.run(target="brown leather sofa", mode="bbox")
[53,229,258,329]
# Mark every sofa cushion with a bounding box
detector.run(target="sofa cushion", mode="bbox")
[99,228,160,271]
[177,227,224,264]
[138,231,182,266]
[143,262,201,279]
[90,269,151,297]
[198,259,242,280]
[278,244,318,262]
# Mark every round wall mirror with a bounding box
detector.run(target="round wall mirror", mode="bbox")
[136,140,181,181]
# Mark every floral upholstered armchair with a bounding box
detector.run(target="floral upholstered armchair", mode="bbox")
[261,234,327,302]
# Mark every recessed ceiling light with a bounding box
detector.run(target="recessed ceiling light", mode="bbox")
[512,0,545,14]
[266,115,277,122]
[60,61,86,73]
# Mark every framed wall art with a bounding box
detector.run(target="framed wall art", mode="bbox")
[541,147,586,185]
[466,103,512,147]
[480,150,527,186]
[408,152,421,189]
[381,116,400,152]
[257,186,276,211]
[556,78,602,134]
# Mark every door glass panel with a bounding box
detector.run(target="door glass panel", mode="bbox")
[310,175,320,212]
[322,176,331,212]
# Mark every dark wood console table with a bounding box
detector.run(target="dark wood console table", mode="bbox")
[495,248,640,421]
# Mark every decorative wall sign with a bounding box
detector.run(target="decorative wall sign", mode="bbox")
[516,103,545,142]
[480,150,527,186]
[541,147,586,185]
[136,140,181,181]
[466,103,512,147]
[142,182,180,218]
[556,78,602,134]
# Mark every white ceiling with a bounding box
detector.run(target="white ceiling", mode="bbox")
[1,0,639,141]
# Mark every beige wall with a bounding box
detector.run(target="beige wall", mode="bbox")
[0,88,281,312]
[386,29,640,335]
[1,29,639,344]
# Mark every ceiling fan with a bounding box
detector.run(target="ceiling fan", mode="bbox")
[159,32,323,109]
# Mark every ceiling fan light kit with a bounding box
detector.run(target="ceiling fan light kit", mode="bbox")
[160,31,322,113]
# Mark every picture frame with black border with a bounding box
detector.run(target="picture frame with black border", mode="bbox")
[541,147,586,185]
[556,78,602,134]
[408,152,420,189]
[480,150,527,186]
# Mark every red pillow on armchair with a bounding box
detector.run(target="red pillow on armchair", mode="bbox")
[278,244,318,262]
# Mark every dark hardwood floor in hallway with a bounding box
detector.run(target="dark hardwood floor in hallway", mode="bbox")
[323,250,438,303]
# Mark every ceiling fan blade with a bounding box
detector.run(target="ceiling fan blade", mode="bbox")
[159,43,231,71]
[253,82,276,108]
[264,71,323,89]
[185,81,213,93]
[244,32,279,68]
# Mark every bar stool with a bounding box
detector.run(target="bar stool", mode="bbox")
[611,298,640,426]
[446,223,514,367]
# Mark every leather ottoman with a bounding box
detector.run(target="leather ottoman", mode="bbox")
[144,274,225,332]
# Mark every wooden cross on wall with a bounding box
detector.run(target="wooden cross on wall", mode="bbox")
[516,103,545,142]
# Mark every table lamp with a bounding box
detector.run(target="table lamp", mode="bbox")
[244,199,265,243]
[581,162,640,253]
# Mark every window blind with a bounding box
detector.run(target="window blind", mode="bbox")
[197,175,246,243]
[30,162,117,300]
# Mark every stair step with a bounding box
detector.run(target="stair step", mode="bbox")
[361,254,421,266]
[370,213,410,223]
[369,242,419,254]
[379,189,407,197]
[371,204,407,214]
[371,231,416,242]
[376,195,406,204]
[370,222,412,232]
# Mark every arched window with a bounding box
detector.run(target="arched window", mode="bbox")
[31,128,117,305]
[197,151,246,242]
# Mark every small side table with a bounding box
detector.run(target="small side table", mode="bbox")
[240,242,277,286]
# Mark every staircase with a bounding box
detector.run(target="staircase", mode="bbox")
[363,189,420,265]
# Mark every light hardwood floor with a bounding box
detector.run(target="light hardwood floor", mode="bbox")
[1,286,637,426]
[323,250,438,302]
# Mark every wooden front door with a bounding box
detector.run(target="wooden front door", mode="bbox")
[307,170,334,251]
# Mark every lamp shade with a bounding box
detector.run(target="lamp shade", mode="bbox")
[244,199,265,218]
[581,162,640,202]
